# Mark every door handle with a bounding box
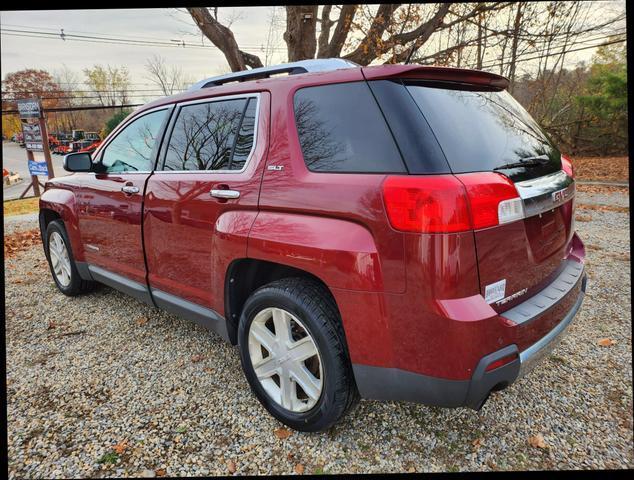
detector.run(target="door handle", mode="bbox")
[121,185,139,195]
[210,189,240,199]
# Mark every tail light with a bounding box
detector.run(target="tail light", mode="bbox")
[561,155,574,178]
[382,172,524,234]
[458,173,525,229]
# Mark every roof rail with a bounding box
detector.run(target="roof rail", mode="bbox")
[188,58,359,90]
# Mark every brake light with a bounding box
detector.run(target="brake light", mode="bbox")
[383,173,524,233]
[561,155,574,178]
[382,175,472,233]
[458,173,524,229]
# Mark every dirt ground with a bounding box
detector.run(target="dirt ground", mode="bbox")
[572,156,629,183]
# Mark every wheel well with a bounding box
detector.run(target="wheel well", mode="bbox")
[39,208,62,243]
[224,259,337,344]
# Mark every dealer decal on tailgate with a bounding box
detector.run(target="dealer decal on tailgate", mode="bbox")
[485,279,506,304]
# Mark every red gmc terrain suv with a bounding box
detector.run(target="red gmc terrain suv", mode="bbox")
[40,59,586,431]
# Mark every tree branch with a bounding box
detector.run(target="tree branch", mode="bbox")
[343,4,401,65]
[187,7,262,72]
[317,5,334,58]
[323,4,358,58]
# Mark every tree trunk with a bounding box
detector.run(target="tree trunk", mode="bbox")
[320,5,358,58]
[187,7,262,72]
[285,5,319,61]
[508,3,524,93]
[317,5,333,58]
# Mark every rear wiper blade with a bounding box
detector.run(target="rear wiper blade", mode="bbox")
[493,155,550,171]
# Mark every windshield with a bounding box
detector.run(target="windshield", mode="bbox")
[406,83,561,182]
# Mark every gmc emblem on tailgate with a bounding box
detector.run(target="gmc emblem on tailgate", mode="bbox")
[552,188,569,203]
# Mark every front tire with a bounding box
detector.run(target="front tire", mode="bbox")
[45,220,94,296]
[238,277,358,432]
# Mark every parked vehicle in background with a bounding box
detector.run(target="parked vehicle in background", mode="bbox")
[72,129,85,141]
[78,140,102,154]
[85,131,101,142]
[40,59,586,432]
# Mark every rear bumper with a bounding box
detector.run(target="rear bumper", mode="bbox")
[353,271,587,409]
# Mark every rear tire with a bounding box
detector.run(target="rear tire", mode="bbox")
[45,220,95,296]
[238,277,359,432]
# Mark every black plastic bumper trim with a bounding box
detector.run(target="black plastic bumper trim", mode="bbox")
[352,274,587,409]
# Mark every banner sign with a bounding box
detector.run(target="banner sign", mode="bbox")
[22,122,44,151]
[28,160,49,176]
[17,98,43,119]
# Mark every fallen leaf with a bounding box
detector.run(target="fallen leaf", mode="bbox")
[472,437,483,449]
[113,440,128,454]
[294,463,305,475]
[137,316,148,326]
[274,427,292,440]
[155,469,166,477]
[203,367,215,374]
[598,338,616,347]
[528,434,548,449]
[227,460,236,473]
[47,321,57,330]
[191,354,206,363]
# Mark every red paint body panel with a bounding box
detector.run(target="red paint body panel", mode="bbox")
[143,93,270,310]
[40,184,84,261]
[76,173,149,285]
[40,63,586,390]
[475,198,575,314]
[248,212,382,291]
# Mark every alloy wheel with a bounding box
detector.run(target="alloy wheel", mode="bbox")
[49,231,72,287]
[247,307,323,413]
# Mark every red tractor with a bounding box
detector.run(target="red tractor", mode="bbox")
[78,140,102,154]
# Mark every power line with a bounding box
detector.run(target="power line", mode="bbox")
[479,37,626,71]
[0,27,288,52]
[1,88,186,95]
[2,104,144,115]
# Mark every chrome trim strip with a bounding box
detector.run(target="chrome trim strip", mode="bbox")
[210,189,240,199]
[518,274,586,378]
[514,170,575,218]
[153,93,261,175]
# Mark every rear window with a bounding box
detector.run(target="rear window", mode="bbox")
[293,82,406,173]
[405,83,560,180]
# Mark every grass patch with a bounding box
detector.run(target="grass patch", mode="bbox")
[3,197,39,217]
[97,451,119,464]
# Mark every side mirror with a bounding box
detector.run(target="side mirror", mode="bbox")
[63,152,93,172]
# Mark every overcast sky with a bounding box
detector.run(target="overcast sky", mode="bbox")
[0,5,625,101]
[1,7,288,94]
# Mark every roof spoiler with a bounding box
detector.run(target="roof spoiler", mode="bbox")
[362,65,510,90]
[189,58,359,91]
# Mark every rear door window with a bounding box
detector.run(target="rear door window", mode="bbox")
[162,97,254,171]
[405,83,561,181]
[293,82,406,173]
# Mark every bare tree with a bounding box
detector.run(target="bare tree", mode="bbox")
[144,54,194,96]
[186,3,625,82]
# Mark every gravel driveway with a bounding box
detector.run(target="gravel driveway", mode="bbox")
[5,190,633,476]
